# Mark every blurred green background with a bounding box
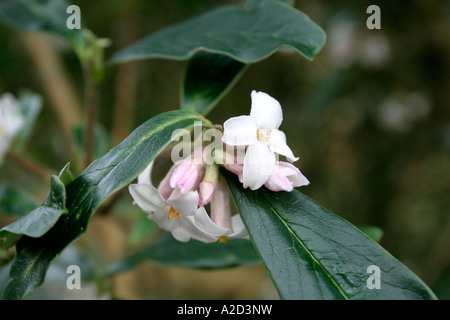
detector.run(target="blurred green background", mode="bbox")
[0,0,449,299]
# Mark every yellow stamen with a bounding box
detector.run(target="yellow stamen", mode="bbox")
[168,206,180,219]
[218,236,228,244]
[256,129,270,142]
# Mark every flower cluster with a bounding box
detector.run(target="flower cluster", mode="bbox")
[222,91,309,191]
[0,93,25,163]
[129,149,248,244]
[129,91,309,244]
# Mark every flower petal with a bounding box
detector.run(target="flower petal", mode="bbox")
[222,115,258,146]
[157,164,177,200]
[250,91,283,130]
[265,162,309,191]
[278,162,310,187]
[268,129,299,162]
[190,207,231,237]
[264,170,294,192]
[171,225,194,242]
[173,207,229,243]
[243,142,275,190]
[137,161,154,185]
[227,215,249,239]
[168,189,199,216]
[129,183,167,213]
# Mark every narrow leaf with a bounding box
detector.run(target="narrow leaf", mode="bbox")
[1,110,211,300]
[104,234,260,277]
[0,176,67,249]
[109,0,325,65]
[223,169,437,300]
[181,52,247,116]
[0,0,85,55]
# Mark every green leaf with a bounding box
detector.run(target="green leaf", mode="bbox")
[0,184,38,219]
[0,175,67,249]
[222,169,437,300]
[181,52,247,116]
[248,0,296,8]
[0,0,86,56]
[104,234,260,277]
[109,0,325,65]
[57,163,73,186]
[1,110,211,300]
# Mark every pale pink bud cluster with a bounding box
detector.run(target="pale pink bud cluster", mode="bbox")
[169,147,205,194]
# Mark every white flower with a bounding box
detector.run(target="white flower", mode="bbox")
[0,93,25,161]
[129,162,248,244]
[172,206,247,244]
[172,181,248,243]
[129,162,199,232]
[222,91,298,190]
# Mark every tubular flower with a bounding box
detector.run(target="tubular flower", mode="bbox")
[129,161,248,244]
[222,90,299,190]
[172,181,248,243]
[129,162,199,232]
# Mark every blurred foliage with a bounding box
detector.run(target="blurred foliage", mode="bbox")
[0,0,449,299]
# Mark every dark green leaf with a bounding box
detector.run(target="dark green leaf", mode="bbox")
[109,0,325,65]
[1,110,211,300]
[248,0,296,8]
[222,169,437,300]
[181,52,247,116]
[0,0,86,56]
[104,233,260,276]
[0,175,67,249]
[57,163,73,186]
[0,184,38,218]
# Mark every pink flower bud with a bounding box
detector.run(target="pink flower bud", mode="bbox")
[170,148,204,193]
[198,164,218,206]
[264,161,309,192]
